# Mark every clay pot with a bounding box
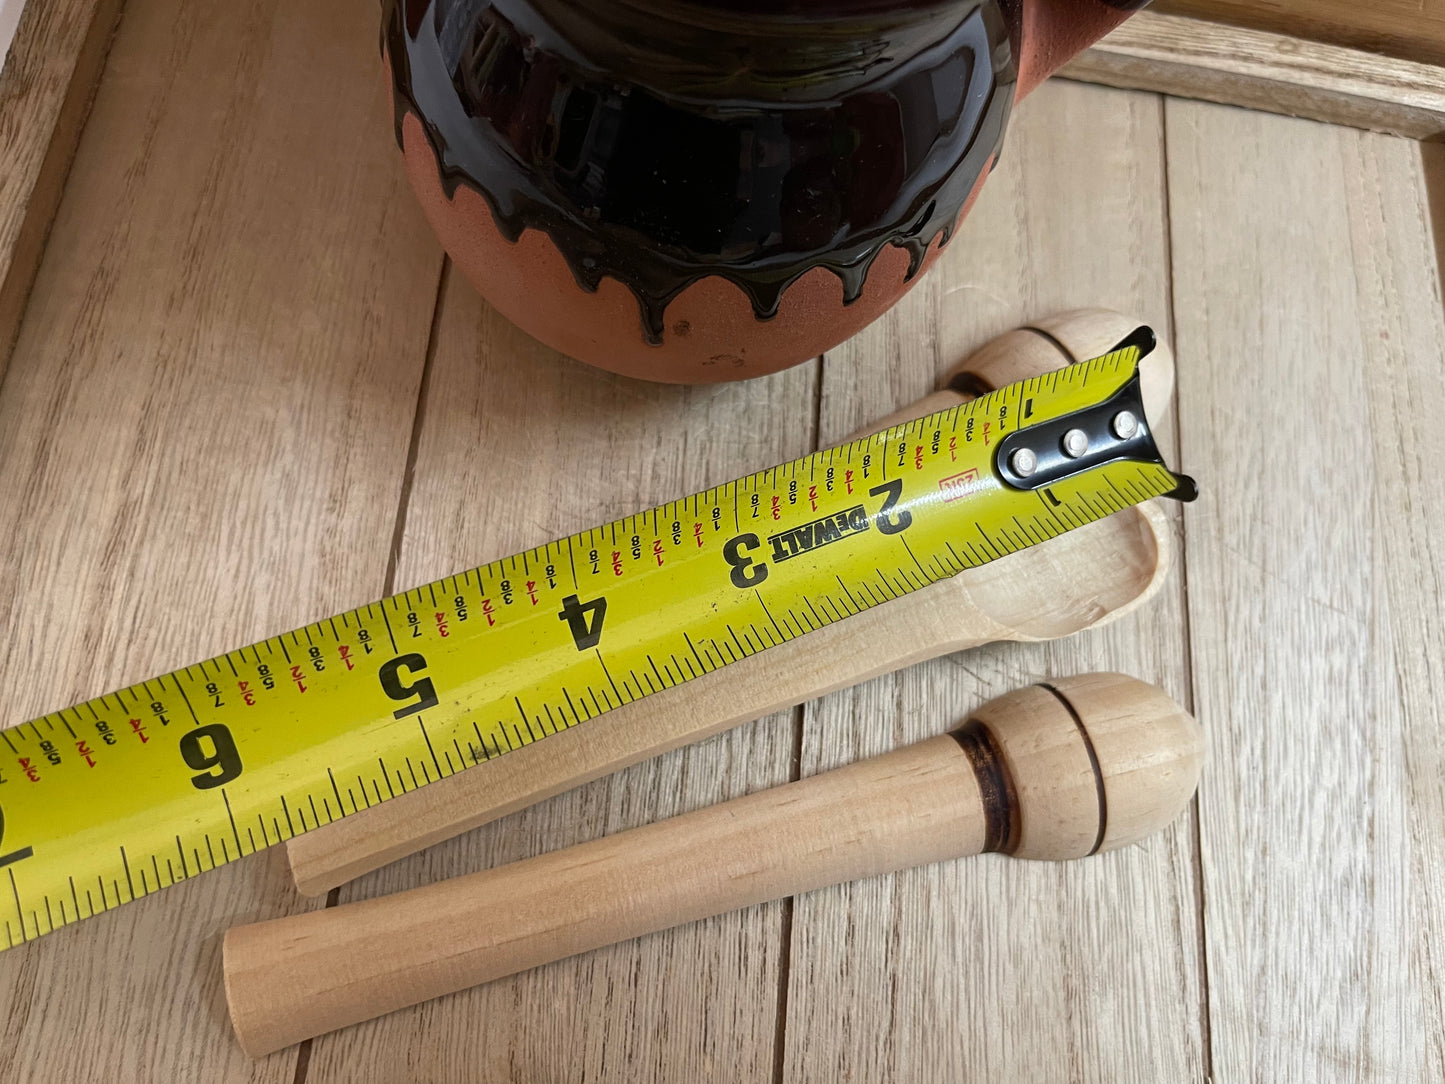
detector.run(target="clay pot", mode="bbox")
[384,0,1144,383]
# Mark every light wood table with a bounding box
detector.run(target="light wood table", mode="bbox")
[0,0,1442,1079]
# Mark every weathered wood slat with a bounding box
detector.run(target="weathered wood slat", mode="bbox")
[0,0,442,1077]
[778,80,1206,1083]
[1168,100,1445,1078]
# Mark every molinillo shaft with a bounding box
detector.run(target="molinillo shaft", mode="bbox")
[226,672,1204,1056]
[286,309,1180,895]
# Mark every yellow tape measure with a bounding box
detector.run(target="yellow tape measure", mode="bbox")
[0,333,1193,949]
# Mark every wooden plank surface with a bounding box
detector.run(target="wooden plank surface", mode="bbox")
[1348,138,1445,1079]
[302,271,817,1081]
[0,0,122,381]
[778,79,1205,1083]
[1167,100,1445,1078]
[4,8,1445,1079]
[1157,0,1445,68]
[0,0,443,1077]
[1066,12,1445,141]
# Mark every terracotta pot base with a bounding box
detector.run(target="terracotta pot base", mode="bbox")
[400,112,992,384]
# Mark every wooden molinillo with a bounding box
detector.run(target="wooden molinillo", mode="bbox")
[226,672,1204,1056]
[285,308,1179,895]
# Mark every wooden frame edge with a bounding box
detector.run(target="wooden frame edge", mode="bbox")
[1062,12,1445,142]
[0,0,126,384]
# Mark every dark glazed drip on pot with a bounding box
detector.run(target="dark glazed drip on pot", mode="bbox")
[385,0,1017,344]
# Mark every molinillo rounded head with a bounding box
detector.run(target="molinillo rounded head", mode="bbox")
[961,672,1203,858]
[226,673,1202,1057]
[284,308,1180,898]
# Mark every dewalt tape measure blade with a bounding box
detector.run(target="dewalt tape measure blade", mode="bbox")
[0,341,1193,950]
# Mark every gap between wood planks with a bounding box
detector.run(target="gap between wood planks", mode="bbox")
[769,358,825,1084]
[385,258,455,602]
[1420,143,1445,282]
[288,256,451,1084]
[1158,98,1217,1084]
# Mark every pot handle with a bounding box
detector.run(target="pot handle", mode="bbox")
[1015,0,1149,99]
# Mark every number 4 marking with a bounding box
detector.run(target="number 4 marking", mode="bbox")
[559,594,607,650]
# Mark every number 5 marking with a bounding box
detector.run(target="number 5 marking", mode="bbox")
[378,654,439,719]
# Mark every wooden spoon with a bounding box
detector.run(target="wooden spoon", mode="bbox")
[284,308,1178,895]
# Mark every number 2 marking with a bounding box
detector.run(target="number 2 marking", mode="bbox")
[869,479,912,535]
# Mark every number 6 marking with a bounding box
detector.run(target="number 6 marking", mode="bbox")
[180,724,244,790]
